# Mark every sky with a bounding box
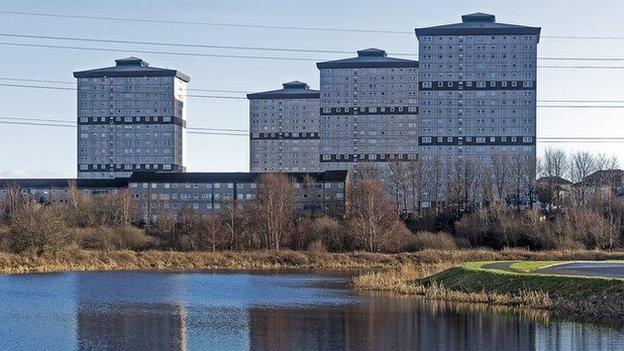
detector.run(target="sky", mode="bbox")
[1,0,623,178]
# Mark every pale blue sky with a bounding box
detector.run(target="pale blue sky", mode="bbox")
[1,0,623,177]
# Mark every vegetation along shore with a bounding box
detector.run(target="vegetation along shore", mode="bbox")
[354,260,624,324]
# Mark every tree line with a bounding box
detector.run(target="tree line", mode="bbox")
[0,148,622,255]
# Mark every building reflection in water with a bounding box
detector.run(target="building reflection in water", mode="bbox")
[248,292,624,351]
[74,272,188,351]
[66,272,624,351]
[77,303,187,351]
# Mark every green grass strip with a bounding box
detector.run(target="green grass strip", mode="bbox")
[420,262,624,301]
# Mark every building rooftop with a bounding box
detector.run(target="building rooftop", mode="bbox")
[0,171,349,189]
[128,171,348,183]
[73,57,190,82]
[316,48,418,69]
[574,170,624,187]
[247,81,319,100]
[415,12,541,41]
[0,178,130,189]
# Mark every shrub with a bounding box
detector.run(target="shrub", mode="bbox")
[408,231,458,251]
[78,226,156,251]
[8,202,68,255]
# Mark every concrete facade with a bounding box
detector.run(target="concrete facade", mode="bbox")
[74,57,189,179]
[415,13,540,201]
[0,171,348,221]
[248,81,320,172]
[316,48,419,171]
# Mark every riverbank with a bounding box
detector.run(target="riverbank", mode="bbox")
[354,261,624,323]
[3,248,624,275]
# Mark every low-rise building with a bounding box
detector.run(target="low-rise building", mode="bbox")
[0,171,348,221]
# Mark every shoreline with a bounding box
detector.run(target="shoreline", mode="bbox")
[5,248,624,275]
[353,261,624,325]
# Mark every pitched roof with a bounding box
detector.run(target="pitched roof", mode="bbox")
[415,13,541,41]
[73,57,190,82]
[316,48,418,69]
[536,176,573,186]
[247,81,319,100]
[574,170,624,187]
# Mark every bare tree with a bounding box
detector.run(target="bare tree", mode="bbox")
[250,173,297,250]
[388,161,409,214]
[491,153,510,201]
[301,174,322,217]
[570,151,598,205]
[521,155,538,210]
[346,179,401,252]
[350,163,380,186]
[406,159,421,213]
[421,155,443,211]
[8,201,68,255]
[541,148,569,210]
[596,153,620,171]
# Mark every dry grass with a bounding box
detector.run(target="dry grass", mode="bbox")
[353,263,554,309]
[3,248,624,275]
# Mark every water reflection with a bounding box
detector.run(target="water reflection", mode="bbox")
[77,303,187,351]
[0,271,623,351]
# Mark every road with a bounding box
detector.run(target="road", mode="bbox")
[481,261,624,278]
[538,262,624,278]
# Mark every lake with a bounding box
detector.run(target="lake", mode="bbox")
[0,270,622,350]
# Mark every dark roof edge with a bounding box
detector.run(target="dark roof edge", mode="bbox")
[73,70,190,82]
[128,171,348,183]
[0,178,130,189]
[316,61,419,69]
[246,92,320,100]
[415,27,541,42]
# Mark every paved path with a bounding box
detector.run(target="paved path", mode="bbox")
[481,261,624,278]
[538,262,624,278]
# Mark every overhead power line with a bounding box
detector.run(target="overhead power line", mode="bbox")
[0,42,319,61]
[0,10,411,34]
[0,82,247,99]
[7,81,624,106]
[0,116,248,133]
[1,115,623,143]
[3,77,624,103]
[4,33,624,62]
[0,77,251,93]
[2,11,624,40]
[4,41,624,69]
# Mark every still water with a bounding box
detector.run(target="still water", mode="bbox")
[0,270,622,351]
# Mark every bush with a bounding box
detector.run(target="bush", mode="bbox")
[78,226,156,251]
[8,202,68,255]
[408,231,458,251]
[0,225,10,252]
[550,208,619,250]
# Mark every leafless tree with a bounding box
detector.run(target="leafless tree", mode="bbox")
[346,179,402,252]
[521,155,538,210]
[491,153,510,201]
[570,151,597,183]
[388,160,409,214]
[250,173,297,250]
[406,159,421,212]
[541,148,569,210]
[350,163,381,186]
[8,201,68,255]
[596,153,620,171]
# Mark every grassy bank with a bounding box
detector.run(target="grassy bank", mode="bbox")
[4,248,624,275]
[355,261,624,323]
